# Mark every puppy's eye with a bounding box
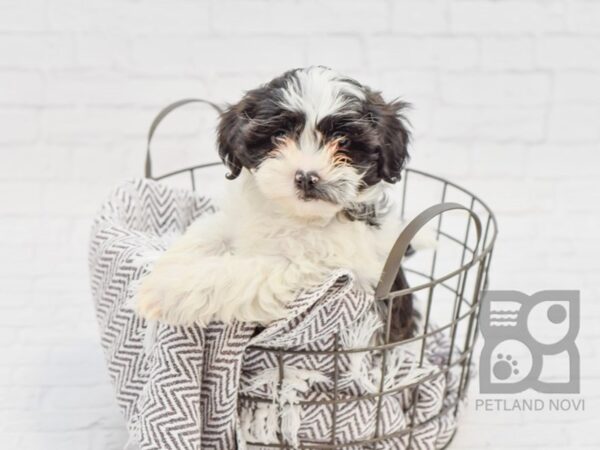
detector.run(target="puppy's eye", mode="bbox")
[271,130,287,143]
[332,131,351,148]
[336,135,351,149]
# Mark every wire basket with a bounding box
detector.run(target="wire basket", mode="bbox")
[144,99,498,449]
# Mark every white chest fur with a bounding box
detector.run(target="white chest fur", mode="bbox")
[136,173,405,325]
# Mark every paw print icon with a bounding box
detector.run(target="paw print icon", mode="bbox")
[479,290,580,394]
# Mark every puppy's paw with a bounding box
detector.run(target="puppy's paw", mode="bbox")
[135,281,165,322]
[134,267,216,326]
[134,265,194,324]
[134,273,170,322]
[411,225,438,251]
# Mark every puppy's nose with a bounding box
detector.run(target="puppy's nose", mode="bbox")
[294,170,320,192]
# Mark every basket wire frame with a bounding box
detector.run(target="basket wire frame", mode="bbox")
[144,100,498,450]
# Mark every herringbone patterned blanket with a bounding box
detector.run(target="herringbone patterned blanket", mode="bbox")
[89,179,462,450]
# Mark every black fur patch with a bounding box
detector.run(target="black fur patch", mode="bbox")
[217,76,305,179]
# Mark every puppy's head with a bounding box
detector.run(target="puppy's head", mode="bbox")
[217,66,410,220]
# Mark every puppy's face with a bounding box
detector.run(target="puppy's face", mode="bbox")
[217,67,410,220]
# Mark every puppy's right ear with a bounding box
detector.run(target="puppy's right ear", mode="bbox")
[217,104,246,180]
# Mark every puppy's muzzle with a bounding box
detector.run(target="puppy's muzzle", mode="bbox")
[295,170,321,200]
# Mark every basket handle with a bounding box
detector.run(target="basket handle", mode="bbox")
[375,202,483,300]
[145,98,223,179]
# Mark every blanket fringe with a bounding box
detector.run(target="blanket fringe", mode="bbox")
[239,366,329,447]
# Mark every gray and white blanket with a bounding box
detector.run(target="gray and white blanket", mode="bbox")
[89,179,463,450]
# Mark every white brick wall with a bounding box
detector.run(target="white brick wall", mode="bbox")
[1,0,599,449]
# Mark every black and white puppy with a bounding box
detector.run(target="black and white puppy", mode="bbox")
[136,66,415,338]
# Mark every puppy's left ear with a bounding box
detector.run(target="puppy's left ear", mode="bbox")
[365,90,411,184]
[217,104,246,180]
